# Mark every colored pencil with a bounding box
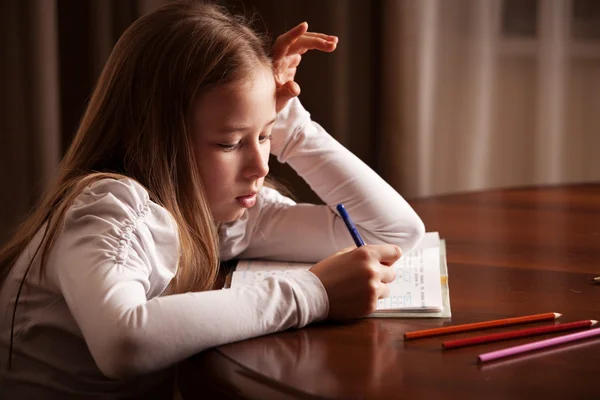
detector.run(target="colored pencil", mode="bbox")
[478,326,600,363]
[443,320,597,349]
[404,312,561,340]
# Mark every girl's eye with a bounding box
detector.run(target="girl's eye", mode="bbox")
[218,142,241,151]
[259,134,272,144]
[217,135,270,152]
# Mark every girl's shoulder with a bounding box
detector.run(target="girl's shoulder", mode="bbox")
[78,176,151,207]
[69,176,178,237]
[60,176,180,284]
[258,185,296,207]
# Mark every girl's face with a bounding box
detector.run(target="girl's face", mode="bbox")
[192,66,276,223]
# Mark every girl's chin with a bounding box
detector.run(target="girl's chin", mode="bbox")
[214,208,247,224]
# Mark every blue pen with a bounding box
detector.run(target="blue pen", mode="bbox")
[336,204,365,247]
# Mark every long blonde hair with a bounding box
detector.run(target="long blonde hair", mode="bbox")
[0,0,272,294]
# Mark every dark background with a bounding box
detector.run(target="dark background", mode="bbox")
[54,0,384,204]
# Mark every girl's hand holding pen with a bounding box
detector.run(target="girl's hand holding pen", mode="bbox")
[309,245,401,320]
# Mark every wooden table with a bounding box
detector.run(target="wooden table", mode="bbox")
[179,184,600,399]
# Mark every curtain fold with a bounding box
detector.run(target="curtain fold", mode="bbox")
[384,0,600,197]
[1,0,599,244]
[0,0,168,245]
[0,0,61,245]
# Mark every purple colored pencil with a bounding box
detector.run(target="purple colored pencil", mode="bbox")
[478,326,600,363]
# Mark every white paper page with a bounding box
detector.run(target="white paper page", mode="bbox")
[376,246,443,310]
[415,231,440,249]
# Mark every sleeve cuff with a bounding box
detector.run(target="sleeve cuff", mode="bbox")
[285,270,329,327]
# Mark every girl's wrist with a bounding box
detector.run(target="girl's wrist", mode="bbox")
[270,97,310,158]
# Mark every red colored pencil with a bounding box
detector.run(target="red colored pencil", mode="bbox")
[442,320,597,349]
[404,312,561,340]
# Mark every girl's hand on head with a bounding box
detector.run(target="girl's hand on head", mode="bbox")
[272,22,338,112]
[309,244,401,320]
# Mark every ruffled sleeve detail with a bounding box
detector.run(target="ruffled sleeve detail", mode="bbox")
[64,178,179,298]
[40,177,328,379]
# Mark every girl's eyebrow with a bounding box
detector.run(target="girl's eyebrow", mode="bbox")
[218,116,277,134]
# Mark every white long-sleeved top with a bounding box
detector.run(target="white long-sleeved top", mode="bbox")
[0,98,424,399]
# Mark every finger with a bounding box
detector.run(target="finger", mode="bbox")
[288,54,302,69]
[273,22,308,59]
[275,81,301,112]
[277,68,297,86]
[285,80,300,97]
[379,264,397,284]
[377,282,391,300]
[369,244,402,265]
[289,36,337,54]
[304,32,339,43]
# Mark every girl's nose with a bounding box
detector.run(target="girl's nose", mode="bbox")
[243,144,269,179]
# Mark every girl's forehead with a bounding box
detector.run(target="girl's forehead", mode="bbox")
[192,66,277,132]
[203,64,274,97]
[237,65,276,89]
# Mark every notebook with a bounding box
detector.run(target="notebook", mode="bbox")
[226,232,452,318]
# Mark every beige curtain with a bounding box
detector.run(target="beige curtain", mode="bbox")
[382,0,600,197]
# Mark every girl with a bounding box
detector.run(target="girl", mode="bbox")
[0,1,424,398]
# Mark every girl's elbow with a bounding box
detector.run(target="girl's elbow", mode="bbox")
[372,214,425,252]
[393,214,425,252]
[92,332,148,379]
[405,215,426,251]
